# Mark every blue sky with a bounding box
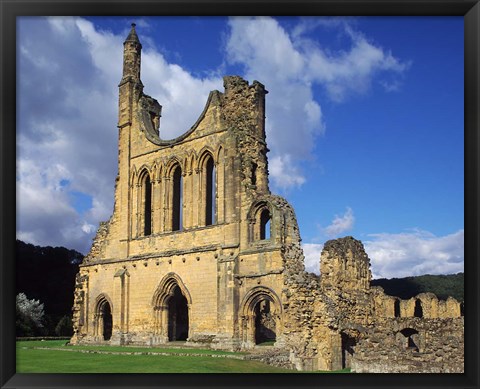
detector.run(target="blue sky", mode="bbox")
[16,16,464,278]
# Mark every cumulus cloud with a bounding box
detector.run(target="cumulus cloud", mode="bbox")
[269,155,306,189]
[17,18,119,252]
[17,16,408,254]
[323,207,355,237]
[81,222,96,234]
[303,27,410,102]
[17,17,221,253]
[302,243,324,274]
[225,17,408,190]
[364,229,464,279]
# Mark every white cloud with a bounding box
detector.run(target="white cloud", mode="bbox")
[291,17,351,38]
[302,243,324,274]
[269,155,306,189]
[323,207,355,237]
[17,17,222,253]
[74,18,223,140]
[305,38,409,101]
[17,17,118,253]
[81,222,96,234]
[225,16,408,190]
[364,229,464,279]
[16,158,90,250]
[140,55,222,139]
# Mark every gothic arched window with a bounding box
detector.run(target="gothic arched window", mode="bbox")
[205,156,216,226]
[138,171,152,236]
[172,165,183,231]
[414,299,423,318]
[144,175,152,235]
[259,208,271,240]
[394,299,401,318]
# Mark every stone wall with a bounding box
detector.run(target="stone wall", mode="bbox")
[373,288,462,320]
[274,236,464,372]
[320,237,371,292]
[352,317,464,373]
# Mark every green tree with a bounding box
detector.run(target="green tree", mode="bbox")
[371,272,464,302]
[55,315,73,336]
[16,293,45,336]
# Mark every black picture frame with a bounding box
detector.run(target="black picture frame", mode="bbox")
[1,1,478,388]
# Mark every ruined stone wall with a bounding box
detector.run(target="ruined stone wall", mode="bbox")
[320,236,371,292]
[373,289,462,319]
[84,221,110,264]
[313,238,463,373]
[222,76,269,198]
[352,317,464,373]
[274,236,464,372]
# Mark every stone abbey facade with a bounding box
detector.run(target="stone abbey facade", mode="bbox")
[70,24,464,372]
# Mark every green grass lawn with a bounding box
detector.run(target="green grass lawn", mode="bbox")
[17,340,243,356]
[16,340,351,373]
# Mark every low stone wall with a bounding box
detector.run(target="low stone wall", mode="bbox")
[244,347,294,370]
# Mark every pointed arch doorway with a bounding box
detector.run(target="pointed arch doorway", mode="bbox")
[94,294,113,341]
[240,286,283,348]
[167,285,189,341]
[152,273,191,343]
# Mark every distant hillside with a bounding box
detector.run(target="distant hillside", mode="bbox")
[371,273,464,302]
[16,240,83,320]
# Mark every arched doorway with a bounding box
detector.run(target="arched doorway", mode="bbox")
[101,302,113,341]
[95,295,113,341]
[152,273,192,343]
[240,286,282,347]
[414,299,423,318]
[254,299,276,344]
[167,285,189,341]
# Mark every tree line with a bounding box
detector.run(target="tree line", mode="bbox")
[16,240,82,337]
[371,273,464,302]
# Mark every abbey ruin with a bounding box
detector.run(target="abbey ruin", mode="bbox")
[70,24,464,373]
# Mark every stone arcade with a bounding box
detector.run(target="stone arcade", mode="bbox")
[71,24,464,372]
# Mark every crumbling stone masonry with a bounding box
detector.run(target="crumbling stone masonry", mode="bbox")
[71,24,464,373]
[277,236,463,372]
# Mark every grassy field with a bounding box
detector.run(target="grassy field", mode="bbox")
[16,340,351,373]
